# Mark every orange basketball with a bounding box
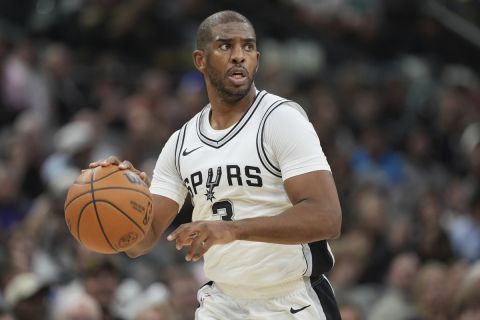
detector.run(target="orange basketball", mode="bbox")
[64,165,153,254]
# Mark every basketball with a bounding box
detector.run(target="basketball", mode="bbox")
[64,165,153,254]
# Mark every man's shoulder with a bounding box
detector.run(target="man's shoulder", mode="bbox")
[259,90,286,105]
[259,90,308,119]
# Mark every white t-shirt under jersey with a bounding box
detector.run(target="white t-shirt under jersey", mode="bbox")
[150,90,332,289]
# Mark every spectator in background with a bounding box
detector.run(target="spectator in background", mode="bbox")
[350,184,392,284]
[447,188,480,262]
[452,262,480,320]
[114,279,169,320]
[174,71,208,125]
[4,228,35,277]
[328,230,375,312]
[309,83,352,157]
[0,161,26,231]
[351,124,407,190]
[401,125,449,211]
[77,256,122,320]
[434,73,477,172]
[0,308,14,320]
[453,284,480,320]
[1,38,50,125]
[162,266,199,320]
[20,166,79,283]
[122,97,162,167]
[369,252,420,320]
[3,273,50,320]
[8,111,48,201]
[460,122,480,191]
[41,120,96,185]
[339,301,364,320]
[414,262,450,320]
[55,253,123,320]
[411,192,454,263]
[133,303,176,320]
[41,43,87,125]
[52,291,101,320]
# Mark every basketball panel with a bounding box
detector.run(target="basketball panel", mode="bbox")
[78,203,117,254]
[94,201,145,251]
[91,165,122,181]
[74,168,93,185]
[93,188,152,233]
[93,170,150,194]
[64,183,92,212]
[64,191,93,239]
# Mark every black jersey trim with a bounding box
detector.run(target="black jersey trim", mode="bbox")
[196,90,268,148]
[308,240,335,276]
[301,243,310,276]
[174,123,188,178]
[256,100,293,177]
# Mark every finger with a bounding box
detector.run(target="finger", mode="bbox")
[167,226,182,241]
[118,160,131,170]
[167,224,192,241]
[192,240,210,262]
[98,156,120,166]
[179,230,203,250]
[89,156,120,168]
[139,172,151,186]
[89,160,112,168]
[88,160,101,168]
[167,225,191,249]
[176,230,197,249]
[187,237,209,262]
[106,155,121,165]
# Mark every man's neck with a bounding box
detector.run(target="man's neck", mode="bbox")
[208,87,256,130]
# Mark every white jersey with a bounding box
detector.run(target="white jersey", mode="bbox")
[150,90,334,289]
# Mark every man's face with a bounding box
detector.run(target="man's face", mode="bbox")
[203,22,259,102]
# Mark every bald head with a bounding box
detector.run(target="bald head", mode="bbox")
[196,11,255,50]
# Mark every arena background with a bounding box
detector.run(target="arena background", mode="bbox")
[0,1,479,319]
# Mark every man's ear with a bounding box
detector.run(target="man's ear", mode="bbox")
[193,50,206,72]
[255,51,260,73]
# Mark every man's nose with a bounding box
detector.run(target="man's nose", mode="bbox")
[231,45,245,64]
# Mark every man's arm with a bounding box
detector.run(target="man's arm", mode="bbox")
[234,170,341,242]
[168,169,342,262]
[125,194,179,258]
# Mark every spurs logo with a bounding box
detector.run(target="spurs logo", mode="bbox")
[205,167,222,201]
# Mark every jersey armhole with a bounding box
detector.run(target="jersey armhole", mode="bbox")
[255,99,294,178]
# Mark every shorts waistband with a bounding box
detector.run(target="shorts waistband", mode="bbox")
[214,278,306,299]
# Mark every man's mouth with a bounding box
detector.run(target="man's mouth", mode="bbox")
[227,68,248,86]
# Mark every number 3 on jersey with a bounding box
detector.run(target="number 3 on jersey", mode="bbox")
[212,200,233,221]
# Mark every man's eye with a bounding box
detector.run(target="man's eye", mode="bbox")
[220,44,229,51]
[245,44,255,51]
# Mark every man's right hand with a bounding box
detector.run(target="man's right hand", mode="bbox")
[89,155,150,186]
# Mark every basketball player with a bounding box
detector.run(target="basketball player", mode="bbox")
[91,10,342,319]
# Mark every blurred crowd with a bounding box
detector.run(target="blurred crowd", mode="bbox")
[0,0,479,320]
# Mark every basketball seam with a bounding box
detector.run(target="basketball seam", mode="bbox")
[91,168,123,183]
[94,200,147,236]
[76,200,95,243]
[72,168,122,185]
[64,187,151,210]
[91,167,118,253]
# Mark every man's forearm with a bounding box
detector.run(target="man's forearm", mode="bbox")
[232,199,341,244]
